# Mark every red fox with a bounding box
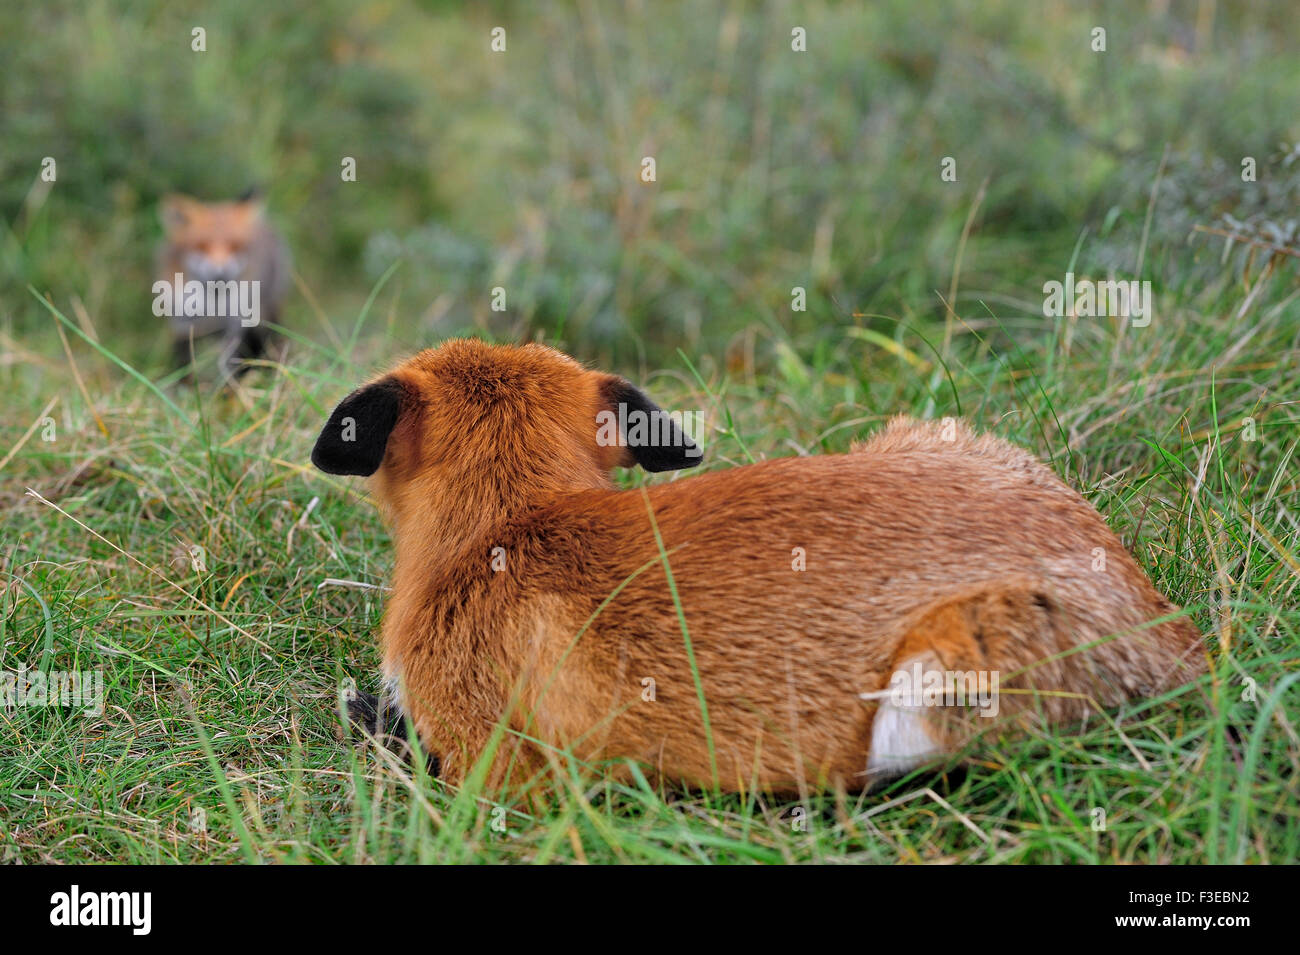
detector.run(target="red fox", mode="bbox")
[154,191,289,380]
[311,340,1206,794]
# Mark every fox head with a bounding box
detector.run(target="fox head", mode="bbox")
[160,193,265,282]
[310,340,703,530]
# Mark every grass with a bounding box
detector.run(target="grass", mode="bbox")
[2,265,1297,863]
[1,0,1298,864]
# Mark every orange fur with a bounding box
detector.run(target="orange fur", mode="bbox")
[314,340,1206,793]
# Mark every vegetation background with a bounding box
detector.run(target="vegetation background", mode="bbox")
[1,0,1296,863]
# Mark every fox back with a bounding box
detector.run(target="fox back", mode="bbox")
[311,340,1206,794]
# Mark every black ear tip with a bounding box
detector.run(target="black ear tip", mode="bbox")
[601,378,704,473]
[310,440,363,476]
[637,444,704,472]
[635,432,704,472]
[310,379,404,477]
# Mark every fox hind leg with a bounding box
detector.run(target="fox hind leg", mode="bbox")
[346,690,407,741]
[344,688,442,777]
[865,585,1069,779]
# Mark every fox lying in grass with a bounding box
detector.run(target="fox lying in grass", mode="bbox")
[311,339,1206,793]
[155,191,289,381]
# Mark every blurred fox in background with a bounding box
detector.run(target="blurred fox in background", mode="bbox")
[154,190,290,381]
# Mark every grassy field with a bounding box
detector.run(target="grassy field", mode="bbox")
[2,1,1298,863]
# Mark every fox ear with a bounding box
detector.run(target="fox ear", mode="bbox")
[159,195,194,233]
[599,377,703,473]
[311,378,405,476]
[236,191,265,223]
